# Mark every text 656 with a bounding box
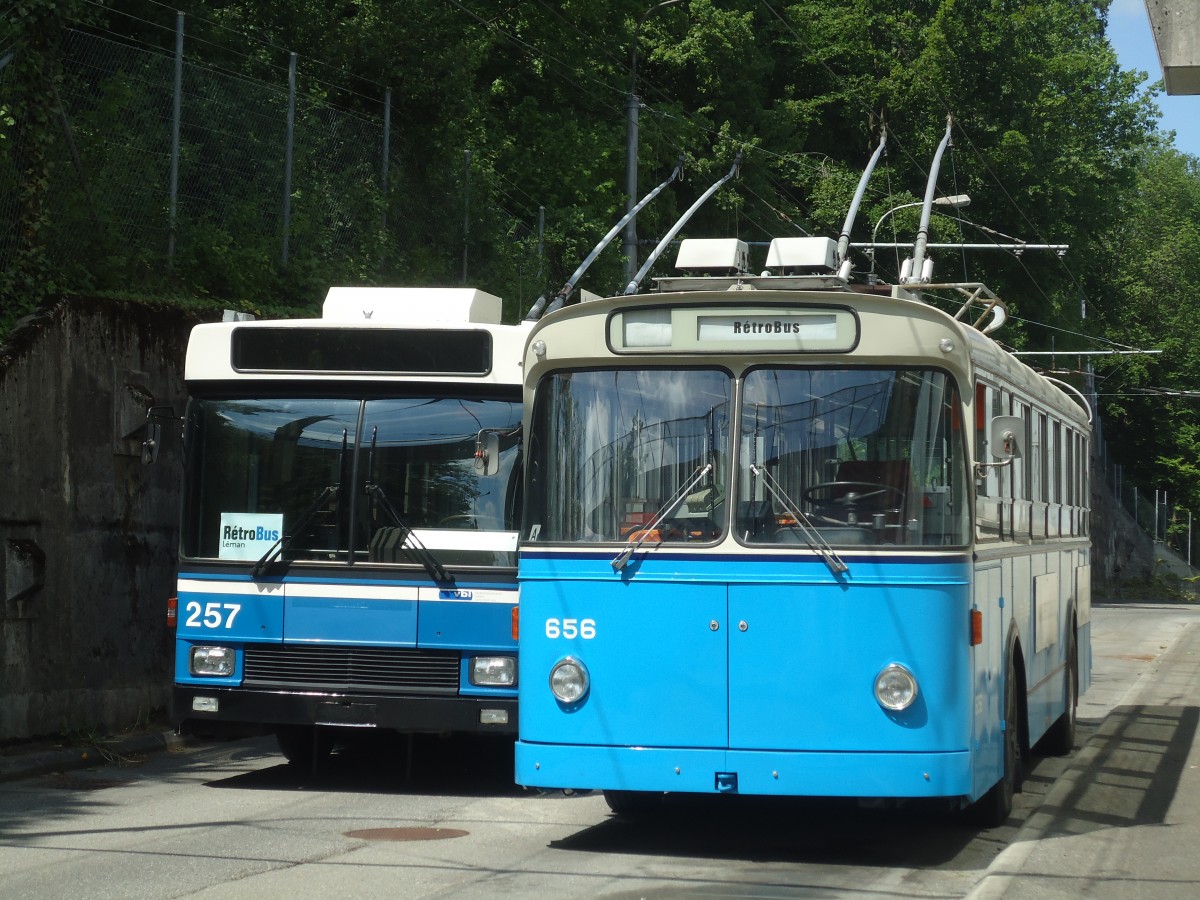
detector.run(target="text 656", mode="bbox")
[544,618,596,639]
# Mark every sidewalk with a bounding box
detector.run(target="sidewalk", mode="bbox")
[969,602,1200,898]
[0,727,192,784]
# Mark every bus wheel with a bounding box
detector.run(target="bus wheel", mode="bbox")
[276,726,334,770]
[1041,633,1078,756]
[967,661,1020,828]
[603,790,665,818]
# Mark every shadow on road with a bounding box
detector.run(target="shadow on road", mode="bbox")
[1031,704,1198,837]
[201,732,521,798]
[551,793,982,867]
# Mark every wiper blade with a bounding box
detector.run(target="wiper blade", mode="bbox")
[612,463,713,572]
[750,464,848,575]
[252,485,338,578]
[366,482,453,585]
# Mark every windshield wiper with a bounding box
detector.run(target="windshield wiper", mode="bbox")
[611,463,713,572]
[253,427,349,578]
[750,464,848,575]
[366,482,453,585]
[252,485,339,578]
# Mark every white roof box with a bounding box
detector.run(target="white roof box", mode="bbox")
[322,287,503,324]
[675,238,749,273]
[764,237,838,273]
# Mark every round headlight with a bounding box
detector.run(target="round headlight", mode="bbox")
[875,663,918,711]
[549,657,589,704]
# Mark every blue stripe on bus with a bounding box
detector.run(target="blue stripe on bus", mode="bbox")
[520,549,966,565]
[519,552,970,584]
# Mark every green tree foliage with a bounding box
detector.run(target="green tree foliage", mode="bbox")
[1094,149,1200,508]
[2,0,1197,510]
[0,0,88,333]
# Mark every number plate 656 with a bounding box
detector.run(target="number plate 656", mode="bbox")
[544,618,596,639]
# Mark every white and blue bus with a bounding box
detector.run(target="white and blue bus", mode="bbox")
[171,288,529,768]
[514,231,1092,825]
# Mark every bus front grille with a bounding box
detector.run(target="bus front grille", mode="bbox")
[242,645,460,695]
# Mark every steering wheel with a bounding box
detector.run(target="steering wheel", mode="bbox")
[801,481,905,524]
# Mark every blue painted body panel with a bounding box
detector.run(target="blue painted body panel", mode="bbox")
[727,582,970,752]
[174,571,517,693]
[283,594,418,645]
[520,578,729,748]
[176,581,285,641]
[517,551,979,799]
[419,593,519,651]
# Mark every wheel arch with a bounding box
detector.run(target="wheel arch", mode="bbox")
[1006,623,1031,765]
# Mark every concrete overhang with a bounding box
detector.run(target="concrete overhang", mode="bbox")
[1146,1,1200,94]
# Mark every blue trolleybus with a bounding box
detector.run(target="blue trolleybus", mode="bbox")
[515,193,1092,823]
[172,288,528,767]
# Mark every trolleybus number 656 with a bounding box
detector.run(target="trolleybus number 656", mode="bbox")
[545,618,596,639]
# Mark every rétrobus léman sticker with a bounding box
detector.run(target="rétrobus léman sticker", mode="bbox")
[218,512,284,561]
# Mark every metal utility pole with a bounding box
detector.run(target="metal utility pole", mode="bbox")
[282,52,297,267]
[461,149,471,283]
[381,88,391,232]
[623,0,683,284]
[168,12,183,270]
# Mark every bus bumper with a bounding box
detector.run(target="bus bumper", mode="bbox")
[515,741,973,799]
[174,686,518,736]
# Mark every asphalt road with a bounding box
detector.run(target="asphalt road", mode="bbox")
[1,601,1196,899]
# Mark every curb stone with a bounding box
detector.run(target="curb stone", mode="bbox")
[0,731,194,784]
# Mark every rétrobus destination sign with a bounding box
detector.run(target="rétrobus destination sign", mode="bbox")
[698,313,838,340]
[613,306,857,353]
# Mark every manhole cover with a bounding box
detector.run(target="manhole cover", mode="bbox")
[344,827,469,842]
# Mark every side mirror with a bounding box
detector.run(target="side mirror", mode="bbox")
[141,421,162,465]
[989,415,1024,460]
[474,430,501,476]
[141,406,178,466]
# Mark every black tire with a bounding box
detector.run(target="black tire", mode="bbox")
[1041,633,1078,756]
[603,789,666,818]
[275,726,334,769]
[967,659,1021,828]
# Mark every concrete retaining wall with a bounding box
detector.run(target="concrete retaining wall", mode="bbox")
[1090,442,1157,594]
[1,298,200,741]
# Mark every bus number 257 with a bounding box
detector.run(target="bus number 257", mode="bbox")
[545,618,596,639]
[184,601,242,629]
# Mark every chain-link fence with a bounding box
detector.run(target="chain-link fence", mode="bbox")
[1101,443,1199,570]
[1078,373,1198,579]
[0,22,542,321]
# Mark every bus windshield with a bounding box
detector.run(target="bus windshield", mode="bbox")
[182,395,522,568]
[738,367,968,547]
[525,368,731,543]
[524,366,967,548]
